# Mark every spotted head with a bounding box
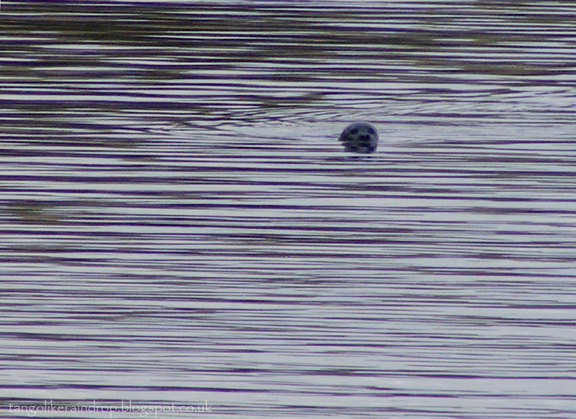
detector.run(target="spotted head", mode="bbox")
[338,122,378,154]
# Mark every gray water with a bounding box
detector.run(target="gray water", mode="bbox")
[2,1,576,418]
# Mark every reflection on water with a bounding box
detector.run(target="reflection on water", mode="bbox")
[2,0,576,417]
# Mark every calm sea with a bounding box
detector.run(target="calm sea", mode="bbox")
[2,1,576,417]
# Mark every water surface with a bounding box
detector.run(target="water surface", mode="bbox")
[2,1,576,417]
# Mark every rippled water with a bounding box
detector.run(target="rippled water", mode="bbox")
[2,1,576,417]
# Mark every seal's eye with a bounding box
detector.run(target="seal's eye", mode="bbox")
[367,127,375,135]
[350,128,359,135]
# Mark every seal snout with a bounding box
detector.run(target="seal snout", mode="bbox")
[338,122,378,154]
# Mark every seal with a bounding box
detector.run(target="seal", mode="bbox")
[338,122,378,153]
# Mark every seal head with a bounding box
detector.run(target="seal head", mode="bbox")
[339,122,378,153]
